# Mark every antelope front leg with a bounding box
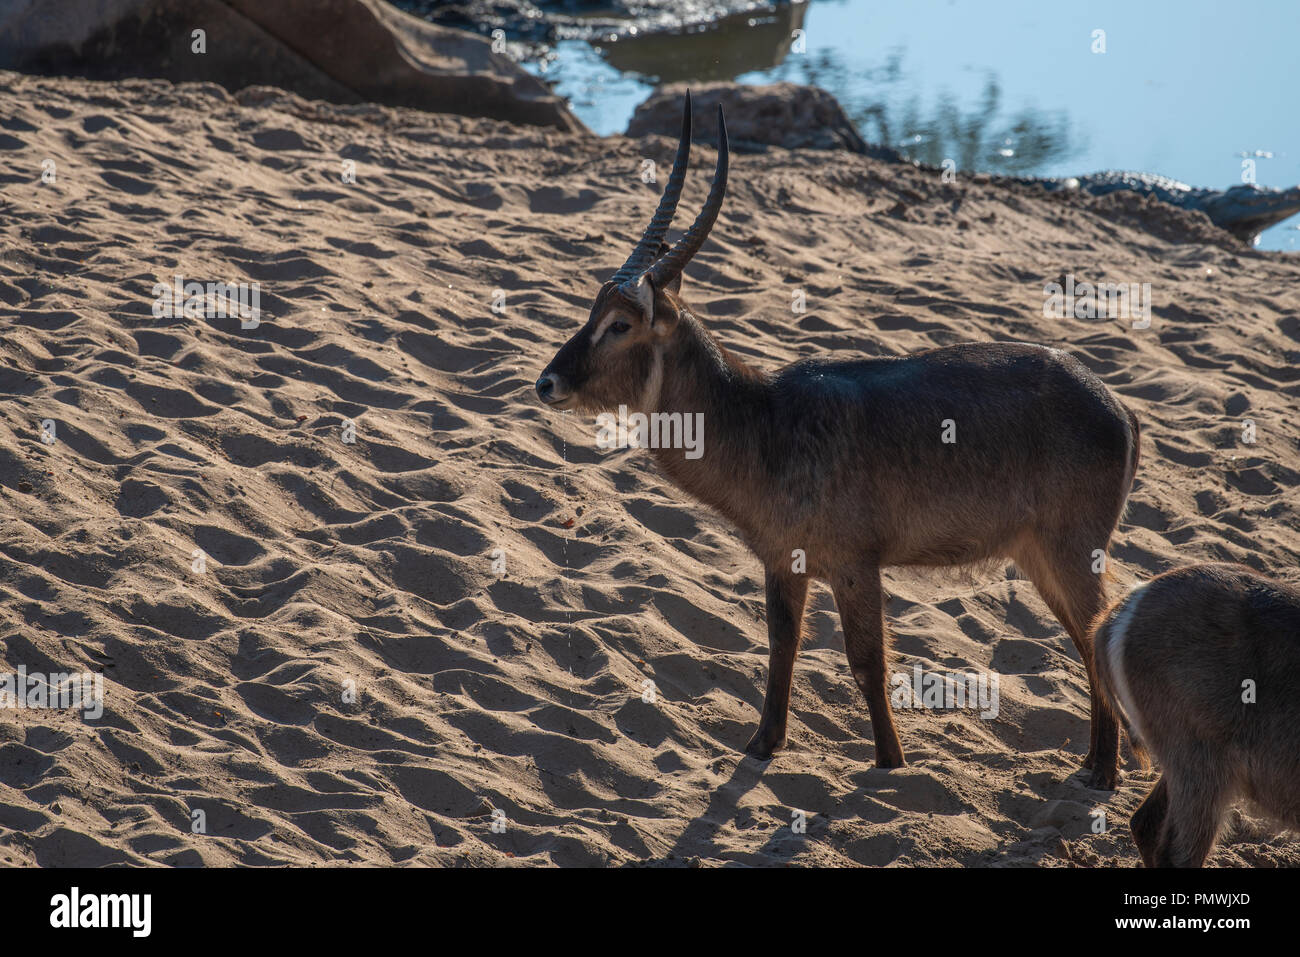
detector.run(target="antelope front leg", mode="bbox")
[832,565,906,768]
[743,567,809,760]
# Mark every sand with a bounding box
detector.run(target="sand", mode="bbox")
[0,69,1298,867]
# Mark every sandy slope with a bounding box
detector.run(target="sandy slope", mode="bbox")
[0,70,1297,867]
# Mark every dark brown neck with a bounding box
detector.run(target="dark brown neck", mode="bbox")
[648,311,773,534]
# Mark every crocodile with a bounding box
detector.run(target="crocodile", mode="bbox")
[1020,171,1300,244]
[629,87,1300,245]
[631,84,1300,245]
[859,146,1300,244]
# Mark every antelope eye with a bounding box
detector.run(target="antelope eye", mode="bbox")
[609,320,631,335]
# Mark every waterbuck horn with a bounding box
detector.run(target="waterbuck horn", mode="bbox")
[608,91,693,286]
[643,104,729,292]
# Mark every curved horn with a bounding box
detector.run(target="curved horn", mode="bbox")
[642,104,729,293]
[608,91,693,285]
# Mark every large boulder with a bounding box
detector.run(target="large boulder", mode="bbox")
[627,81,902,159]
[0,0,583,131]
[595,3,807,84]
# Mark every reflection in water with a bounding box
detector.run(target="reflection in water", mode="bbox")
[582,8,1077,176]
[764,49,1079,175]
[864,73,1078,175]
[594,4,808,84]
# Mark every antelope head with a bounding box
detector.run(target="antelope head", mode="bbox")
[535,92,729,413]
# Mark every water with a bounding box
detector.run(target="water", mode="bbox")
[525,0,1300,250]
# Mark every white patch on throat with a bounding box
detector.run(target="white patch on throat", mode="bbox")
[639,346,663,413]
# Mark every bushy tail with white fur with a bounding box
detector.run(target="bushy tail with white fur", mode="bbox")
[1091,583,1153,770]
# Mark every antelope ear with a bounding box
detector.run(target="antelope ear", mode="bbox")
[654,242,683,294]
[627,273,655,321]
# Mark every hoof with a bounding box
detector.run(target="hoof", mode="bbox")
[1086,767,1119,791]
[743,731,785,761]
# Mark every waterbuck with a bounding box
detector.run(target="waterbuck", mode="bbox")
[1093,563,1300,866]
[535,93,1142,788]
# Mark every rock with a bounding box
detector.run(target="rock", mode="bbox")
[0,0,583,131]
[595,3,808,85]
[627,81,898,158]
[398,1,810,76]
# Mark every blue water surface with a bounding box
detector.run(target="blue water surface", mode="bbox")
[526,0,1300,249]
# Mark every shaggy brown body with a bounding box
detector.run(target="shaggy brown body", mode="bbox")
[1093,563,1300,866]
[537,94,1141,788]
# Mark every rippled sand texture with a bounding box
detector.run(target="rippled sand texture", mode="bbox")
[1,71,1298,866]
